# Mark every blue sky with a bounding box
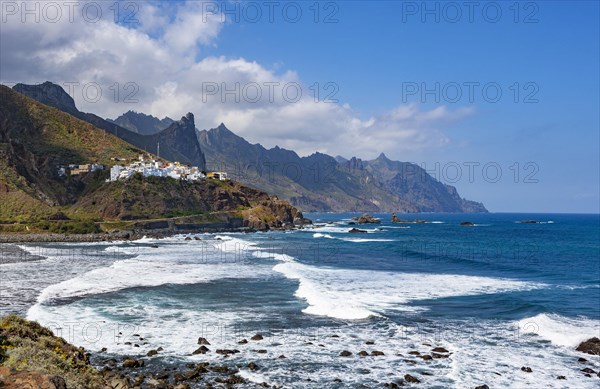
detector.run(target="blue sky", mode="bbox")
[1,0,598,213]
[205,1,600,213]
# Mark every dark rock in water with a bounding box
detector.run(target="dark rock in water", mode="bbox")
[520,220,539,224]
[218,349,240,356]
[403,359,417,364]
[404,374,420,383]
[431,347,449,353]
[99,347,107,352]
[185,236,192,240]
[384,383,401,389]
[238,339,248,344]
[460,221,474,226]
[151,244,159,248]
[578,357,588,362]
[431,352,449,359]
[358,351,369,357]
[194,237,202,240]
[147,349,158,357]
[581,367,596,374]
[348,222,356,225]
[576,337,600,355]
[521,366,533,373]
[474,385,490,389]
[278,354,286,359]
[256,349,267,354]
[197,337,211,345]
[371,350,385,356]
[251,333,264,341]
[331,334,340,338]
[123,358,143,368]
[408,351,420,355]
[124,342,131,345]
[349,228,368,233]
[365,341,375,345]
[214,375,247,385]
[247,362,259,371]
[339,350,353,357]
[352,214,381,224]
[419,355,433,361]
[557,376,566,380]
[192,345,210,355]
[157,346,164,351]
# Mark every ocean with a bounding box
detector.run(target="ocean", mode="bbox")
[1,213,599,388]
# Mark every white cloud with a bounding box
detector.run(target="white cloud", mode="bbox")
[0,0,473,160]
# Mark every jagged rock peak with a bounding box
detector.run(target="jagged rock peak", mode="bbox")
[13,81,77,112]
[376,152,390,161]
[179,112,195,126]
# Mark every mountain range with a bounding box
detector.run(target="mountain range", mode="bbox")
[0,85,306,233]
[11,82,487,213]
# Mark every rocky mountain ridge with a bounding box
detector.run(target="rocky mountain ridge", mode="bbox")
[0,85,307,232]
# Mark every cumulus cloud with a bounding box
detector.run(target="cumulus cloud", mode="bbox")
[0,0,473,160]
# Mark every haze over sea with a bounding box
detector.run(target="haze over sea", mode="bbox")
[1,213,599,388]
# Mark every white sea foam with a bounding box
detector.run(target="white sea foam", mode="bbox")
[273,262,544,320]
[33,237,269,304]
[518,313,600,348]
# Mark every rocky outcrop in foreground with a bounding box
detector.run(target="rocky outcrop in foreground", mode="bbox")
[577,337,600,355]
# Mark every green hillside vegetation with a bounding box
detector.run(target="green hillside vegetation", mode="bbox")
[0,315,108,389]
[0,86,307,233]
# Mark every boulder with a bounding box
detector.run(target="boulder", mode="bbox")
[474,385,490,389]
[371,350,385,356]
[576,337,600,355]
[349,228,368,233]
[521,366,533,373]
[460,221,474,226]
[339,350,352,357]
[197,337,211,345]
[358,351,369,357]
[352,214,381,224]
[431,347,449,353]
[216,349,240,355]
[251,333,264,341]
[147,349,158,357]
[192,345,210,355]
[238,339,248,344]
[122,357,143,368]
[404,374,420,383]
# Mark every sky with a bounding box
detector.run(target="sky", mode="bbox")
[0,0,598,213]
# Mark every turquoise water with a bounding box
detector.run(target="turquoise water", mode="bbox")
[2,213,599,387]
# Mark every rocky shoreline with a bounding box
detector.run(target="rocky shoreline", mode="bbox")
[2,314,599,389]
